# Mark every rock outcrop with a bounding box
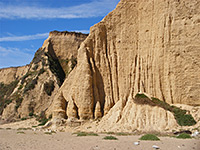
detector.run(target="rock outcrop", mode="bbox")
[52,0,200,131]
[42,31,88,75]
[0,31,88,122]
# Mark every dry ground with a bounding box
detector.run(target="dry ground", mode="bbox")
[0,128,199,150]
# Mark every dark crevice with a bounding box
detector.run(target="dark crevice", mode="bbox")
[105,46,115,108]
[85,49,95,119]
[74,102,80,119]
[138,57,141,92]
[159,71,166,102]
[45,51,65,86]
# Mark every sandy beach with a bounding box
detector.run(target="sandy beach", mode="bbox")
[0,128,199,150]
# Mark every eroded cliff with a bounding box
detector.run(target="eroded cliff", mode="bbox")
[0,31,88,122]
[52,0,200,132]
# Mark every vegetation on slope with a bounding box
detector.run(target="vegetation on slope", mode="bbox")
[59,56,77,76]
[0,80,19,114]
[45,52,65,86]
[134,94,197,126]
[31,48,45,64]
[44,80,55,96]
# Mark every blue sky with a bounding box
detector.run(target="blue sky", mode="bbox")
[0,0,120,68]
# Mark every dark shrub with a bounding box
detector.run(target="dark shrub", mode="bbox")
[70,55,77,70]
[38,68,45,76]
[176,133,192,139]
[44,80,55,96]
[139,134,160,141]
[24,77,38,93]
[45,52,65,86]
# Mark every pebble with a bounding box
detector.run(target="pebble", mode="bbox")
[134,141,140,145]
[191,131,199,137]
[152,145,160,149]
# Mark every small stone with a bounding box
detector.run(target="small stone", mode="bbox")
[90,145,100,150]
[191,131,199,137]
[152,145,160,149]
[134,141,140,145]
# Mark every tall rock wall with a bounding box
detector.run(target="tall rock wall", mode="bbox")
[53,0,200,123]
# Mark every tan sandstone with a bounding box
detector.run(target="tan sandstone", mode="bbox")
[52,0,200,132]
[0,66,29,84]
[1,31,87,121]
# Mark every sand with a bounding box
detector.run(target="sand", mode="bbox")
[0,119,199,150]
[0,128,199,150]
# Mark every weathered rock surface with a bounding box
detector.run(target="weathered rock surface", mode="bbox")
[42,31,88,75]
[0,66,29,84]
[0,31,87,122]
[52,0,200,131]
[1,0,199,132]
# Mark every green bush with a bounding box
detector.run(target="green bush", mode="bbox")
[38,118,48,126]
[115,132,131,136]
[29,112,34,117]
[134,93,196,126]
[175,113,196,126]
[17,131,25,134]
[21,72,31,84]
[45,52,65,86]
[31,48,45,64]
[24,77,38,93]
[44,132,52,135]
[21,117,27,121]
[70,56,77,70]
[76,132,87,136]
[75,132,98,136]
[5,99,12,106]
[0,80,19,114]
[103,136,118,140]
[18,85,23,90]
[37,111,49,126]
[176,133,191,139]
[151,97,196,126]
[32,64,39,70]
[17,128,29,131]
[38,68,45,76]
[139,134,160,141]
[135,93,149,99]
[134,94,156,106]
[106,132,115,135]
[15,95,23,110]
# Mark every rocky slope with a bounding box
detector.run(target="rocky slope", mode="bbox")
[52,0,200,132]
[0,31,88,122]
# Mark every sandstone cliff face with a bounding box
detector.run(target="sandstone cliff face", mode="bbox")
[52,0,200,131]
[42,31,88,75]
[0,31,88,122]
[0,66,29,84]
